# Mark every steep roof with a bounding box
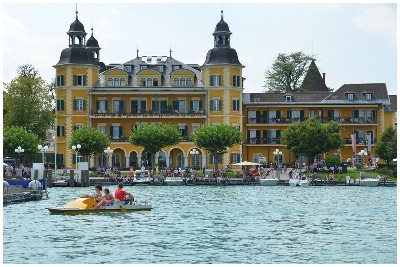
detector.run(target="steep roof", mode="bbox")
[243,91,331,104]
[385,95,397,112]
[324,83,389,104]
[301,60,329,92]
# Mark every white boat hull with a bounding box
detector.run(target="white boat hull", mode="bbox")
[289,178,311,187]
[259,178,279,186]
[359,178,380,187]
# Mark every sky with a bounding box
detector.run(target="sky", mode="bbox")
[2,1,398,95]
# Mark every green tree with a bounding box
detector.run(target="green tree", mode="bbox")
[282,118,342,167]
[69,126,110,167]
[263,51,314,93]
[129,124,183,167]
[375,126,397,170]
[3,64,55,142]
[3,126,41,160]
[192,124,242,170]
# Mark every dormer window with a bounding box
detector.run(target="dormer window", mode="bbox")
[124,66,132,72]
[365,93,372,100]
[157,66,164,72]
[347,93,354,100]
[140,65,147,71]
[285,95,292,102]
[172,65,180,71]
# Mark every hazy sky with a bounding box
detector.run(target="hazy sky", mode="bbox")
[2,1,397,95]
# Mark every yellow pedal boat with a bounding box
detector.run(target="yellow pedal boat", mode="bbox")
[46,197,152,215]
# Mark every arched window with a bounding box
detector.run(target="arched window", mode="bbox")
[107,78,113,86]
[114,78,119,87]
[174,78,179,86]
[147,78,152,87]
[98,154,106,167]
[177,153,184,168]
[180,78,185,87]
[120,78,126,86]
[141,78,146,86]
[153,78,158,86]
[186,78,191,87]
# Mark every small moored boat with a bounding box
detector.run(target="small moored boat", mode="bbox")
[289,176,311,187]
[46,197,152,214]
[164,176,184,186]
[359,178,380,187]
[259,175,279,186]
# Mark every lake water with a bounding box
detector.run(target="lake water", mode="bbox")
[2,185,397,264]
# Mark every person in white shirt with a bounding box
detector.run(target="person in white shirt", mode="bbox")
[28,177,42,191]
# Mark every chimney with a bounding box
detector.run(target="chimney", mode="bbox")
[322,73,326,83]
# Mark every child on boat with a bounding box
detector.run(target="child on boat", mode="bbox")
[96,188,115,208]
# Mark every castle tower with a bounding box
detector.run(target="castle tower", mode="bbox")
[53,9,100,169]
[201,10,245,166]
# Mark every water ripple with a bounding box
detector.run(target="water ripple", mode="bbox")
[3,186,397,264]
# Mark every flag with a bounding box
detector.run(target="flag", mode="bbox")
[367,134,371,153]
[351,134,356,154]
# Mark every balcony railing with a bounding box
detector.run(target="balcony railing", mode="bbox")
[343,137,377,145]
[247,116,377,124]
[91,109,206,117]
[246,137,281,144]
[109,136,194,142]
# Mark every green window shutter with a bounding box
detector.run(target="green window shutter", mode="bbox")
[74,75,77,86]
[83,75,86,86]
[328,110,333,119]
[353,110,359,118]
[61,100,64,110]
[276,111,281,119]
[83,100,86,111]
[141,100,146,112]
[256,130,260,144]
[74,100,77,110]
[57,126,60,136]
[247,130,250,144]
[209,76,213,86]
[199,101,202,110]
[256,111,260,121]
[190,101,193,111]
[237,76,240,87]
[209,100,213,111]
[120,101,125,112]
[218,100,222,111]
[300,110,304,119]
[218,75,221,86]
[96,101,99,110]
[276,131,281,138]
[172,101,179,111]
[61,75,64,86]
[119,126,123,137]
[73,155,76,164]
[287,110,291,119]
[152,100,158,111]
[160,100,167,112]
[109,126,112,137]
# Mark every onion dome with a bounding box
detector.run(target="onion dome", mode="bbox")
[69,17,85,32]
[204,47,241,65]
[56,47,96,65]
[86,30,99,47]
[215,11,230,32]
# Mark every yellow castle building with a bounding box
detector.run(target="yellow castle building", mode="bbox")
[53,10,396,170]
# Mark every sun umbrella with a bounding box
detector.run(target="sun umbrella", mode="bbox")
[233,161,261,166]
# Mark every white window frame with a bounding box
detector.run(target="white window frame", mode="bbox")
[98,125,106,134]
[192,100,200,112]
[212,99,220,111]
[365,93,372,100]
[140,66,147,71]
[285,96,292,102]
[174,78,179,86]
[186,78,191,87]
[178,100,186,113]
[124,66,132,72]
[120,78,126,86]
[108,78,113,86]
[76,75,84,86]
[157,66,164,72]
[348,93,354,100]
[113,100,120,113]
[114,78,119,87]
[76,99,84,111]
[233,99,240,111]
[211,75,221,86]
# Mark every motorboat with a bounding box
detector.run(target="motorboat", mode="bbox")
[163,176,184,186]
[259,175,279,186]
[359,178,380,187]
[131,170,151,186]
[289,176,311,187]
[46,197,152,214]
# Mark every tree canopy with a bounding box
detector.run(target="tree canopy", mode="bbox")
[69,126,110,165]
[263,51,314,93]
[282,118,342,165]
[192,124,242,170]
[3,64,55,142]
[129,124,183,167]
[375,126,397,168]
[3,126,41,159]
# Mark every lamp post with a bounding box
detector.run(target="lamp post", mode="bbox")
[52,136,57,174]
[358,149,368,166]
[72,144,81,179]
[37,144,49,166]
[15,146,25,166]
[104,147,113,170]
[190,148,199,168]
[273,149,282,170]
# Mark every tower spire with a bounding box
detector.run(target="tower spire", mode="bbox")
[137,46,139,58]
[170,47,172,58]
[75,3,78,18]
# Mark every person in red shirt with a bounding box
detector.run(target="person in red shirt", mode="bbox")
[114,183,134,205]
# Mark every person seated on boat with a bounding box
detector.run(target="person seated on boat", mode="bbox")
[96,188,114,208]
[81,184,103,202]
[114,183,134,205]
[28,177,42,191]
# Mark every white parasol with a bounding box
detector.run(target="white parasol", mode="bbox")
[233,161,261,166]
